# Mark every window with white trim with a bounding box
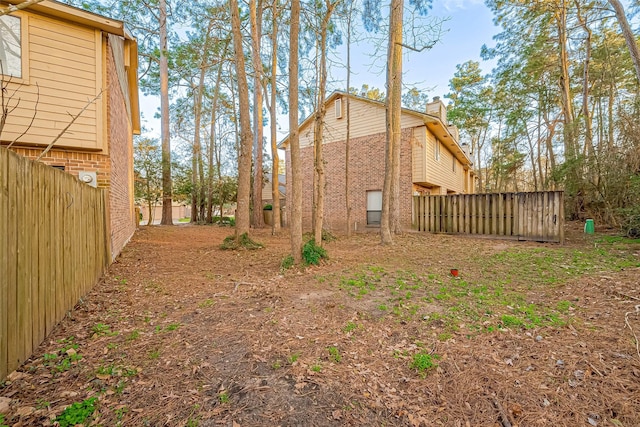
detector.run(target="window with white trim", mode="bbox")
[366,190,382,226]
[434,140,440,161]
[0,15,22,78]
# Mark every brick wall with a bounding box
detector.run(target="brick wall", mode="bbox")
[105,39,136,258]
[285,128,414,233]
[8,148,111,187]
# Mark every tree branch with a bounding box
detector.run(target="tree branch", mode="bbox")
[7,82,39,149]
[0,0,45,16]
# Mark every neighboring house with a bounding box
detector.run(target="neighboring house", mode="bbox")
[261,172,286,206]
[279,91,475,232]
[0,0,140,258]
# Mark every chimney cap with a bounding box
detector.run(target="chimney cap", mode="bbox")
[432,96,440,102]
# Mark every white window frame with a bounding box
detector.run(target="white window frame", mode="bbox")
[434,140,440,161]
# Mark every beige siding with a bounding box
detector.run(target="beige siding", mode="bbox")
[299,97,424,148]
[0,12,102,151]
[424,130,466,194]
[411,126,427,183]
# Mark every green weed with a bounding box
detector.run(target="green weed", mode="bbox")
[410,352,440,376]
[288,352,300,364]
[328,346,341,363]
[281,255,295,270]
[92,323,117,337]
[218,391,230,404]
[165,323,181,331]
[126,330,140,341]
[343,322,357,333]
[54,397,98,427]
[311,364,322,372]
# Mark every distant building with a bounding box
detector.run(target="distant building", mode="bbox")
[278,91,475,232]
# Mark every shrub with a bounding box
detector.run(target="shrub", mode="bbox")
[263,204,273,210]
[302,239,328,265]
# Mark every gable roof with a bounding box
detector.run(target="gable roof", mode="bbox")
[278,91,472,166]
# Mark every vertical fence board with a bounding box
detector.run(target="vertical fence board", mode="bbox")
[0,149,8,380]
[17,156,32,368]
[31,164,43,351]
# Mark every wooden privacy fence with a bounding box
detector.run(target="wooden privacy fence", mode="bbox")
[413,191,564,243]
[0,147,111,381]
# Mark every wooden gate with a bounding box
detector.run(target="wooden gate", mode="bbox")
[412,191,564,243]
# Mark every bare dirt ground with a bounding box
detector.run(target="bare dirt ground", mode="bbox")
[2,224,640,427]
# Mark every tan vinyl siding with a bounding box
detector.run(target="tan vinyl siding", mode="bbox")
[424,130,466,194]
[411,125,427,183]
[299,97,424,148]
[0,12,102,151]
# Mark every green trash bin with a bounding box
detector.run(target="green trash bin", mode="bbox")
[584,219,595,234]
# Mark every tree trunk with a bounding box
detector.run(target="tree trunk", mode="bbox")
[312,1,337,246]
[269,0,281,234]
[159,0,173,225]
[609,0,640,84]
[289,0,303,263]
[207,57,225,224]
[250,0,265,227]
[230,0,254,238]
[381,0,403,244]
[345,2,353,237]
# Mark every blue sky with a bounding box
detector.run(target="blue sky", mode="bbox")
[331,0,498,103]
[139,0,499,139]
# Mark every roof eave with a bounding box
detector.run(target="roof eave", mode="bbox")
[5,0,129,37]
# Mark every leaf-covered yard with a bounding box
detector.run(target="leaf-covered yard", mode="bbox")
[1,225,640,426]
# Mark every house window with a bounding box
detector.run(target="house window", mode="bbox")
[452,156,456,172]
[434,140,440,161]
[366,190,382,226]
[0,15,22,78]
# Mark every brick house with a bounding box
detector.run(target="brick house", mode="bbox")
[0,0,140,258]
[279,91,475,233]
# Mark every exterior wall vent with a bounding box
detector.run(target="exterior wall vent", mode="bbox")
[78,171,97,188]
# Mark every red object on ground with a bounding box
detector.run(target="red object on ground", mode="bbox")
[450,269,459,277]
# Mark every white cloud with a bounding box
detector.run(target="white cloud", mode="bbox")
[440,0,484,12]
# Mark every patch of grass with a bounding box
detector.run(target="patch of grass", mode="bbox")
[302,239,328,266]
[280,255,295,270]
[165,323,181,331]
[311,364,322,373]
[437,332,452,342]
[288,352,300,364]
[126,330,140,341]
[218,391,230,404]
[500,314,525,329]
[0,414,7,427]
[378,304,388,311]
[271,360,282,370]
[327,346,341,363]
[343,322,357,333]
[410,352,440,376]
[149,349,160,359]
[220,233,264,250]
[556,300,572,313]
[54,397,98,427]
